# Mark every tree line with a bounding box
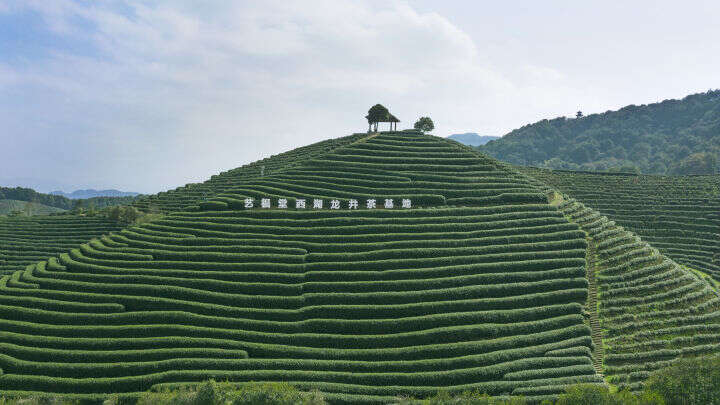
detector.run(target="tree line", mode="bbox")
[365,104,434,133]
[0,186,141,211]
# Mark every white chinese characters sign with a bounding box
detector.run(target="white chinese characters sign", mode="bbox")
[239,198,412,209]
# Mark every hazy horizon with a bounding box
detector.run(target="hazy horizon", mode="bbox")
[2,1,719,193]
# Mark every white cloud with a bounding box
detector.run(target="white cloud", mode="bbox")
[520,65,565,82]
[2,0,573,192]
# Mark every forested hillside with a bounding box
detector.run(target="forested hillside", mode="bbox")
[0,187,74,210]
[480,90,720,175]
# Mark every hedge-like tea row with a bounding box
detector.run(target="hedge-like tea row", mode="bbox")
[553,196,720,391]
[0,215,123,275]
[521,167,720,281]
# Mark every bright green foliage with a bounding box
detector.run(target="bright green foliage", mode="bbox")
[644,355,720,405]
[520,168,720,281]
[134,380,327,405]
[480,90,720,174]
[543,384,664,405]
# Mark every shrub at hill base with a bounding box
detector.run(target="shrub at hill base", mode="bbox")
[543,355,720,405]
[544,385,663,405]
[396,391,527,404]
[399,355,720,404]
[643,355,720,405]
[395,386,662,405]
[0,382,327,405]
[134,381,326,405]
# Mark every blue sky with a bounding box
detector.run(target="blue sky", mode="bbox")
[1,1,719,193]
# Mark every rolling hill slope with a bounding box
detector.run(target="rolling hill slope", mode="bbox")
[519,167,720,280]
[0,130,602,403]
[556,197,720,392]
[0,134,368,278]
[504,168,720,392]
[132,132,369,213]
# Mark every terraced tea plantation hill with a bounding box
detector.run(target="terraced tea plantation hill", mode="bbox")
[554,196,720,392]
[190,131,547,212]
[0,215,124,276]
[0,130,602,403]
[0,135,366,279]
[519,167,720,280]
[132,133,369,213]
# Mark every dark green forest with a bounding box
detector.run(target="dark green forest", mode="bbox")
[479,90,720,174]
[0,187,74,209]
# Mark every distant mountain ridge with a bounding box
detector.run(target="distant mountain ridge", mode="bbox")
[447,133,499,146]
[479,90,720,175]
[50,189,140,199]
